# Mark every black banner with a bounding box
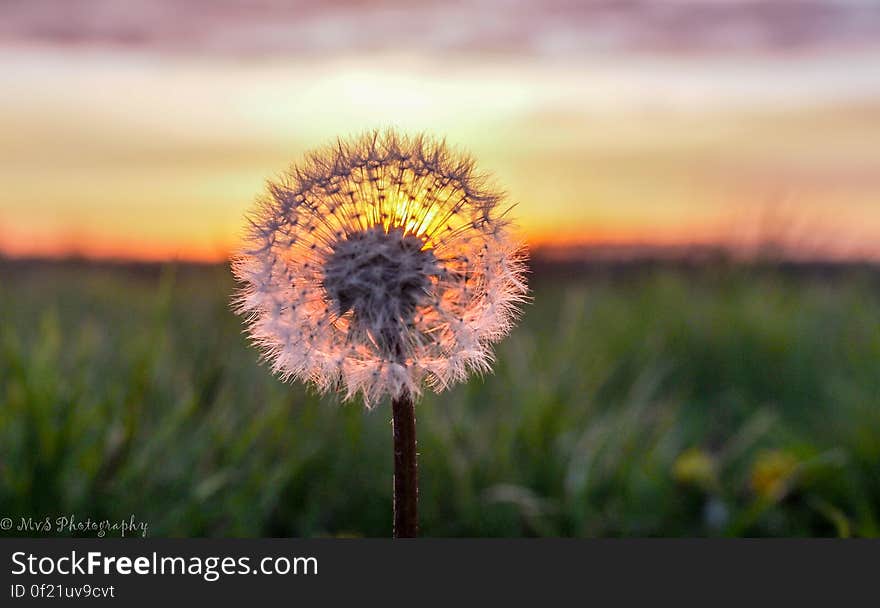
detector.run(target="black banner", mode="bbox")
[0,538,874,605]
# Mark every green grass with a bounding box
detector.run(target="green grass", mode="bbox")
[2,260,880,537]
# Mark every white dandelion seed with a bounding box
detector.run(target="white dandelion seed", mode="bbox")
[232,130,528,408]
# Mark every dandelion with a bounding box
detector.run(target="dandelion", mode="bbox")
[232,130,528,537]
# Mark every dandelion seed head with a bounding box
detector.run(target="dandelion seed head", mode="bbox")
[232,130,529,407]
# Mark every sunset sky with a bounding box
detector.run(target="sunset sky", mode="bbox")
[2,0,880,261]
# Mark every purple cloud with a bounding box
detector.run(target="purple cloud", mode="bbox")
[1,0,880,57]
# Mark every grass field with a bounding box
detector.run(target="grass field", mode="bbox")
[2,258,880,537]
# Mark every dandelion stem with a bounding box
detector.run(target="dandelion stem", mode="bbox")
[391,392,418,538]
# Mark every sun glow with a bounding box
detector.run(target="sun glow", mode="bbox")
[2,48,880,261]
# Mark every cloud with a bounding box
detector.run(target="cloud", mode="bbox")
[2,0,880,57]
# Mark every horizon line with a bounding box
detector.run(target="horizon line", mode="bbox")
[3,241,878,267]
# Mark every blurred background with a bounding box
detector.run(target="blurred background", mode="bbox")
[2,0,880,537]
